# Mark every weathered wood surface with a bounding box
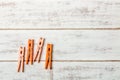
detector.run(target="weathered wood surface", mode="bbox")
[53,62,120,80]
[0,62,51,80]
[0,0,120,28]
[0,30,120,60]
[0,0,120,79]
[0,62,120,80]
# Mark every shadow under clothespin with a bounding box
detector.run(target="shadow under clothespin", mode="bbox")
[26,39,34,65]
[34,38,45,63]
[45,44,53,70]
[17,46,25,72]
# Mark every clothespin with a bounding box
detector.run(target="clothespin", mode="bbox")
[26,39,34,65]
[17,46,25,72]
[45,44,53,69]
[34,38,45,62]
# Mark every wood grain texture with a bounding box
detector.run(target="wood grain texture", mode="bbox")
[0,0,120,28]
[0,62,120,80]
[0,30,120,60]
[0,62,51,80]
[53,62,120,80]
[0,0,119,79]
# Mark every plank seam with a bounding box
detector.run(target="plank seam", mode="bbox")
[0,28,120,30]
[1,60,120,62]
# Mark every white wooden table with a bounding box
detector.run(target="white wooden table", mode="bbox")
[0,0,120,80]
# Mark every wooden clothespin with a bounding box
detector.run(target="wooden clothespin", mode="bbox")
[17,46,25,72]
[45,44,53,69]
[26,39,34,65]
[34,38,45,62]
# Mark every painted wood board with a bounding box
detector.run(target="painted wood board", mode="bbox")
[0,62,120,80]
[53,62,120,80]
[0,62,51,80]
[0,0,120,28]
[0,30,120,60]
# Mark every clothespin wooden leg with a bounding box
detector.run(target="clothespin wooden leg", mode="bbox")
[49,44,53,69]
[22,47,25,72]
[45,49,49,69]
[45,44,53,69]
[17,59,21,72]
[22,57,24,72]
[38,49,42,63]
[34,47,39,62]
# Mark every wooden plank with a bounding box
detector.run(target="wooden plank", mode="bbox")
[0,0,120,28]
[53,62,120,80]
[0,30,120,60]
[0,62,50,80]
[0,62,120,80]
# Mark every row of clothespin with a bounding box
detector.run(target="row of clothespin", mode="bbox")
[17,38,53,72]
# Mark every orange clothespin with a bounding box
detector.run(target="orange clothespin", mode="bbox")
[34,38,45,62]
[17,46,25,72]
[26,39,34,65]
[45,44,53,69]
